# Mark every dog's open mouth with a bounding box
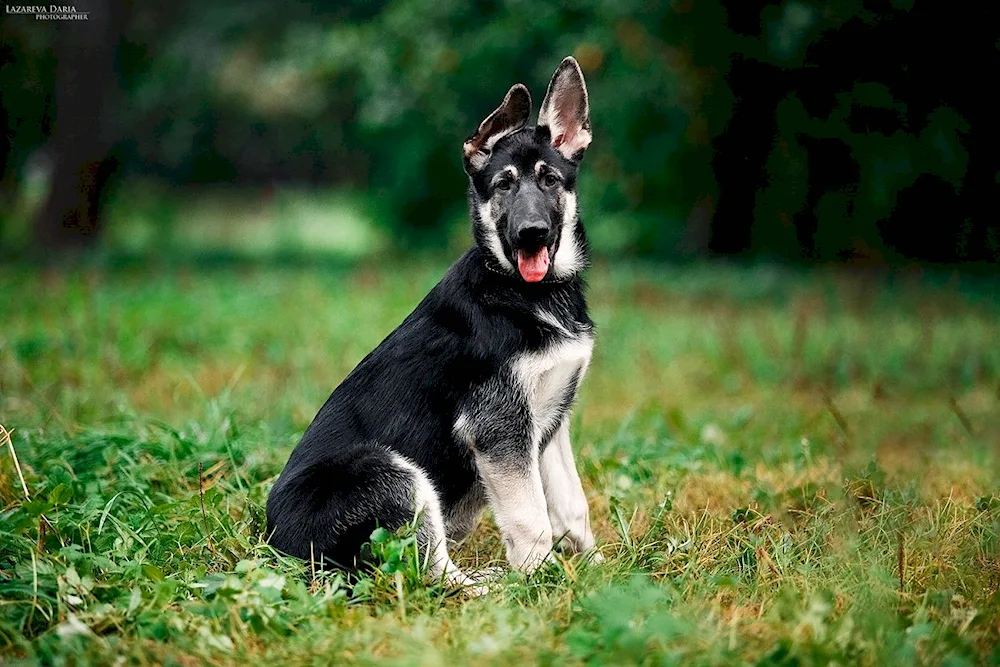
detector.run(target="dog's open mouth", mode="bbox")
[516,246,550,282]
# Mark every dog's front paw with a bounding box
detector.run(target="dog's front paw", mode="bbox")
[553,534,604,565]
[509,547,556,574]
[552,525,596,556]
[505,529,556,573]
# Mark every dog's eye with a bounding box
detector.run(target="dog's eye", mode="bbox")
[543,173,559,188]
[495,178,513,192]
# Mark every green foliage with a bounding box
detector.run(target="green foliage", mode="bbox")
[760,85,973,262]
[4,2,986,262]
[152,0,734,246]
[1,1,735,251]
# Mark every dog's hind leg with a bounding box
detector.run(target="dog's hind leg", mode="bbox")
[388,453,487,594]
[268,449,484,593]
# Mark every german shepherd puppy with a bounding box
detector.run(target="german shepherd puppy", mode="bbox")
[266,57,598,591]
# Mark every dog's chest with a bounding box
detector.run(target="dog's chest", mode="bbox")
[512,330,593,444]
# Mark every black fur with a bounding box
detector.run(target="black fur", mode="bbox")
[266,59,595,573]
[266,242,591,567]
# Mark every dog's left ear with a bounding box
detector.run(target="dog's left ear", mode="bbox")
[537,56,592,161]
[463,83,532,173]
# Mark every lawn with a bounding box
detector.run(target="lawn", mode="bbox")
[1,258,999,665]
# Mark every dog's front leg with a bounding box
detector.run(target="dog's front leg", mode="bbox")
[540,420,596,555]
[474,445,553,573]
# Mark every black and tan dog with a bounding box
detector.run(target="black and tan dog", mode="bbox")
[266,57,599,591]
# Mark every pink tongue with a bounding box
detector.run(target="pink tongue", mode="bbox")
[517,247,550,282]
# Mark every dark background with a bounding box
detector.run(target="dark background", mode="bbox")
[1,0,996,269]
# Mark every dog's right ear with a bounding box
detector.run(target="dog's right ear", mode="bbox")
[463,84,532,174]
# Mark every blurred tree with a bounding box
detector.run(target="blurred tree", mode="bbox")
[29,0,127,251]
[0,15,56,244]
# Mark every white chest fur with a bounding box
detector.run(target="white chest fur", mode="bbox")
[512,329,593,449]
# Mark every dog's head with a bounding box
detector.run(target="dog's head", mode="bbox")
[463,57,592,283]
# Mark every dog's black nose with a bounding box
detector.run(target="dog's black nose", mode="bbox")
[516,221,549,247]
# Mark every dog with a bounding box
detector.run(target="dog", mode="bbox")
[265,56,598,591]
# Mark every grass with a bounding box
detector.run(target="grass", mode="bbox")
[1,257,999,665]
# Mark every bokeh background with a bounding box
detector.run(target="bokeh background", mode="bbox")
[2,0,995,267]
[3,3,1000,662]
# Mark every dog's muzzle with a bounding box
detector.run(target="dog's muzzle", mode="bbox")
[511,221,555,283]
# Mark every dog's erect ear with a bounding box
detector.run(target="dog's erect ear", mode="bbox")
[463,83,532,173]
[537,56,592,161]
